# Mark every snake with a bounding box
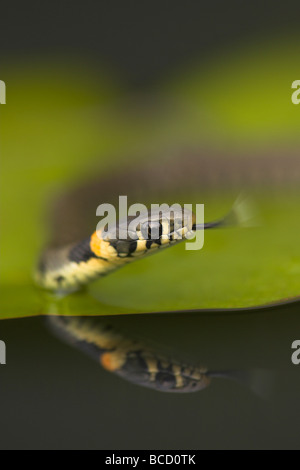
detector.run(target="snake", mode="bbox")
[35,152,274,393]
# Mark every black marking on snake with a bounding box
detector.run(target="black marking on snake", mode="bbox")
[69,237,107,263]
[129,240,137,254]
[102,324,114,332]
[115,241,129,255]
[121,350,149,376]
[109,240,118,251]
[112,240,138,258]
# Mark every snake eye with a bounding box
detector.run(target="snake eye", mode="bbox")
[141,221,163,240]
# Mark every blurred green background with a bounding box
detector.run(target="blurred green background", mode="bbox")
[1,0,300,450]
